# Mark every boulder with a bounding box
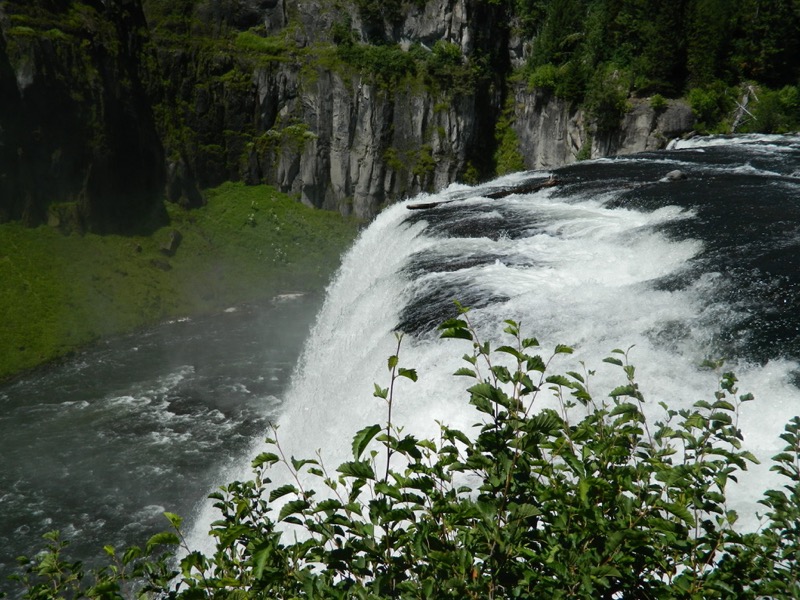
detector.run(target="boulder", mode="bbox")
[160,230,183,256]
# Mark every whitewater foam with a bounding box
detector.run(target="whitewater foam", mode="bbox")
[186,138,800,555]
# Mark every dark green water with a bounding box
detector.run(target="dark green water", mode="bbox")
[0,296,319,593]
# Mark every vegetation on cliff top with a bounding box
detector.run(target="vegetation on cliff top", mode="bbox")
[9,315,800,598]
[517,0,800,133]
[0,183,358,381]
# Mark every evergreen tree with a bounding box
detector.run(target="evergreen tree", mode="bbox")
[732,0,800,86]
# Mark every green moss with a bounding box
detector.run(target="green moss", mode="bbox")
[383,147,406,172]
[460,161,481,185]
[335,41,418,88]
[43,28,71,41]
[7,26,37,37]
[650,93,667,111]
[575,137,593,161]
[234,30,293,57]
[494,102,525,176]
[256,121,317,155]
[0,183,358,381]
[412,145,435,178]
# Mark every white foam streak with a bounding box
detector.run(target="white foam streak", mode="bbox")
[668,133,800,150]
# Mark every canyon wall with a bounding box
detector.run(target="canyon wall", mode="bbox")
[0,0,696,228]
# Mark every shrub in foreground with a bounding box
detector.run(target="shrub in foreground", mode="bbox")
[10,310,800,598]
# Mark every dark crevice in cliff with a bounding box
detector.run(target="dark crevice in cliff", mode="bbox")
[1,0,166,233]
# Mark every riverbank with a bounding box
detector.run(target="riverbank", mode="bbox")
[0,183,360,381]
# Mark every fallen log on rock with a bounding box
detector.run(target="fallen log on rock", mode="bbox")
[484,176,560,199]
[407,176,560,210]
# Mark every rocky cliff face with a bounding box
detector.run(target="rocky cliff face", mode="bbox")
[0,0,696,228]
[141,0,508,218]
[512,89,695,170]
[241,64,489,218]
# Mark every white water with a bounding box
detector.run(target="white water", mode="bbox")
[187,163,800,554]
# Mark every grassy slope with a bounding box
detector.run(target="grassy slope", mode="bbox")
[0,183,359,380]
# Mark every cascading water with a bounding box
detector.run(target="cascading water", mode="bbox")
[187,133,800,553]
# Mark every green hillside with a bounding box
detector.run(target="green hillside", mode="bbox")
[0,183,358,380]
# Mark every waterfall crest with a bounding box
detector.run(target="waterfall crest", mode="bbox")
[188,135,800,551]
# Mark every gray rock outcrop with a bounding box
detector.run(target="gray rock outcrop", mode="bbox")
[594,99,696,159]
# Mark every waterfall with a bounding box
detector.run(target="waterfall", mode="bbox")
[187,134,800,553]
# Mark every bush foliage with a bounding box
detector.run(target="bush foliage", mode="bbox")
[517,0,800,133]
[8,309,800,598]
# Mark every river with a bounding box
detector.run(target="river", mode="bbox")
[0,297,320,592]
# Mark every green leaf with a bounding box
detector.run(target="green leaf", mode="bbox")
[122,546,142,564]
[711,399,735,411]
[546,374,573,387]
[454,367,477,377]
[554,344,574,354]
[180,551,207,577]
[491,365,512,383]
[269,484,299,503]
[439,317,469,329]
[497,345,524,360]
[388,355,399,370]
[394,434,423,459]
[315,498,344,512]
[662,502,695,526]
[566,371,585,383]
[578,478,589,505]
[609,384,637,398]
[338,460,376,480]
[252,543,272,580]
[252,452,279,468]
[278,499,310,522]
[440,327,474,341]
[740,450,760,464]
[440,316,474,341]
[444,427,471,446]
[561,448,585,476]
[509,503,541,520]
[146,532,180,552]
[352,424,382,459]
[503,319,520,334]
[398,367,418,381]
[164,511,183,530]
[291,457,317,471]
[522,337,540,348]
[526,355,547,372]
[373,383,388,399]
[609,402,639,416]
[375,481,403,501]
